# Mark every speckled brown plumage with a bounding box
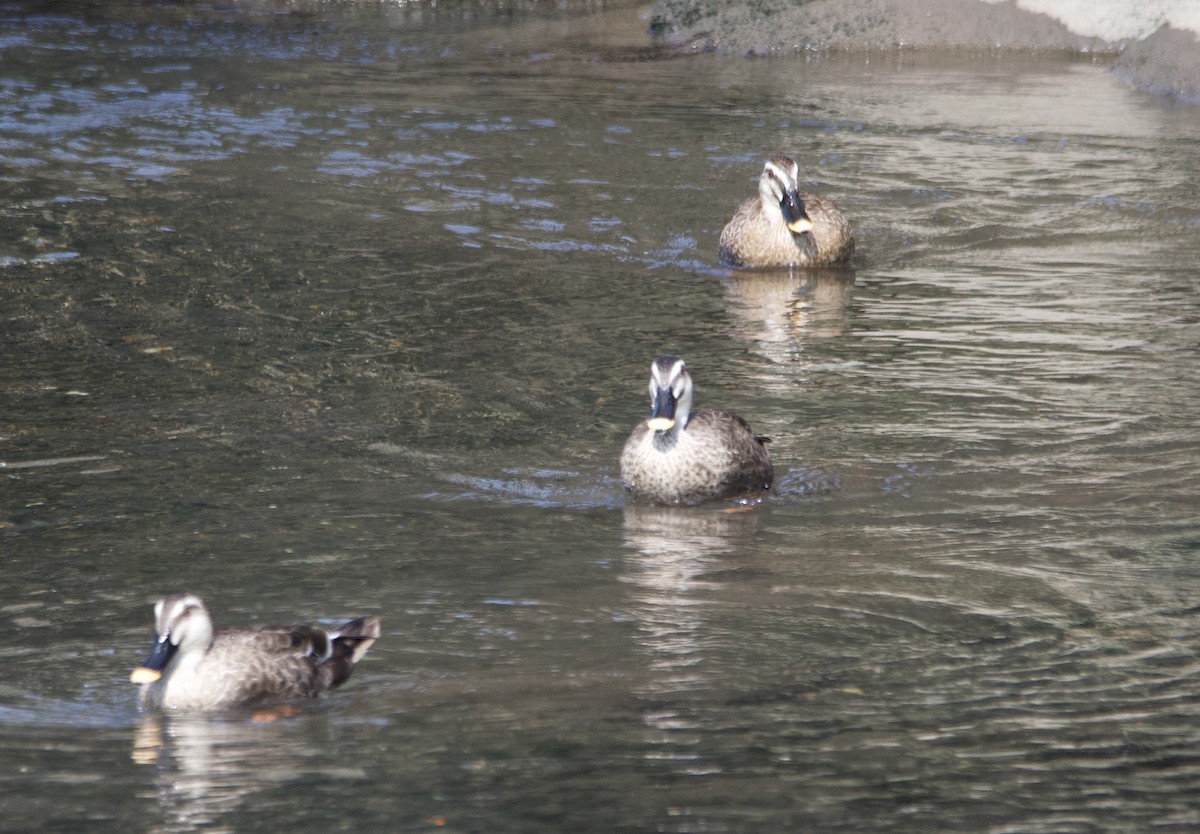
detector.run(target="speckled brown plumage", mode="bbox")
[718,155,854,269]
[620,356,773,504]
[131,594,379,711]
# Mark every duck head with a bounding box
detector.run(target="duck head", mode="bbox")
[645,355,694,432]
[130,593,214,684]
[760,155,814,235]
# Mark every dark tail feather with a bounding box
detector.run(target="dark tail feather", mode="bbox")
[324,616,380,689]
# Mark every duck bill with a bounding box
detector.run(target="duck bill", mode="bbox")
[787,216,814,234]
[781,189,814,233]
[647,387,677,432]
[130,634,176,683]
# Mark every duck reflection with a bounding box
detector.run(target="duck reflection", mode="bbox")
[722,267,855,351]
[620,505,762,686]
[132,711,348,833]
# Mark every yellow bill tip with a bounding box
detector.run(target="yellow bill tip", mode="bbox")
[130,667,162,684]
[787,217,814,234]
[647,417,676,432]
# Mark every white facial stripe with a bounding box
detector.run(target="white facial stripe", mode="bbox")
[763,157,799,198]
[651,357,685,388]
[764,167,786,200]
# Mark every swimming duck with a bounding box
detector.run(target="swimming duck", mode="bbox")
[130,594,379,711]
[718,155,854,269]
[620,355,773,503]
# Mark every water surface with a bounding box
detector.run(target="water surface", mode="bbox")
[3,2,1200,832]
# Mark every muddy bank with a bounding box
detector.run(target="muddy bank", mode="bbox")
[651,0,1200,101]
[1111,24,1200,103]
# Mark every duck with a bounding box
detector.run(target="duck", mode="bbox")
[620,355,773,504]
[718,155,854,269]
[130,593,380,711]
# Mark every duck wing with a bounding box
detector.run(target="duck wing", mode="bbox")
[206,618,378,704]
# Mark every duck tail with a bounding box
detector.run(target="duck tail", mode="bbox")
[324,616,380,688]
